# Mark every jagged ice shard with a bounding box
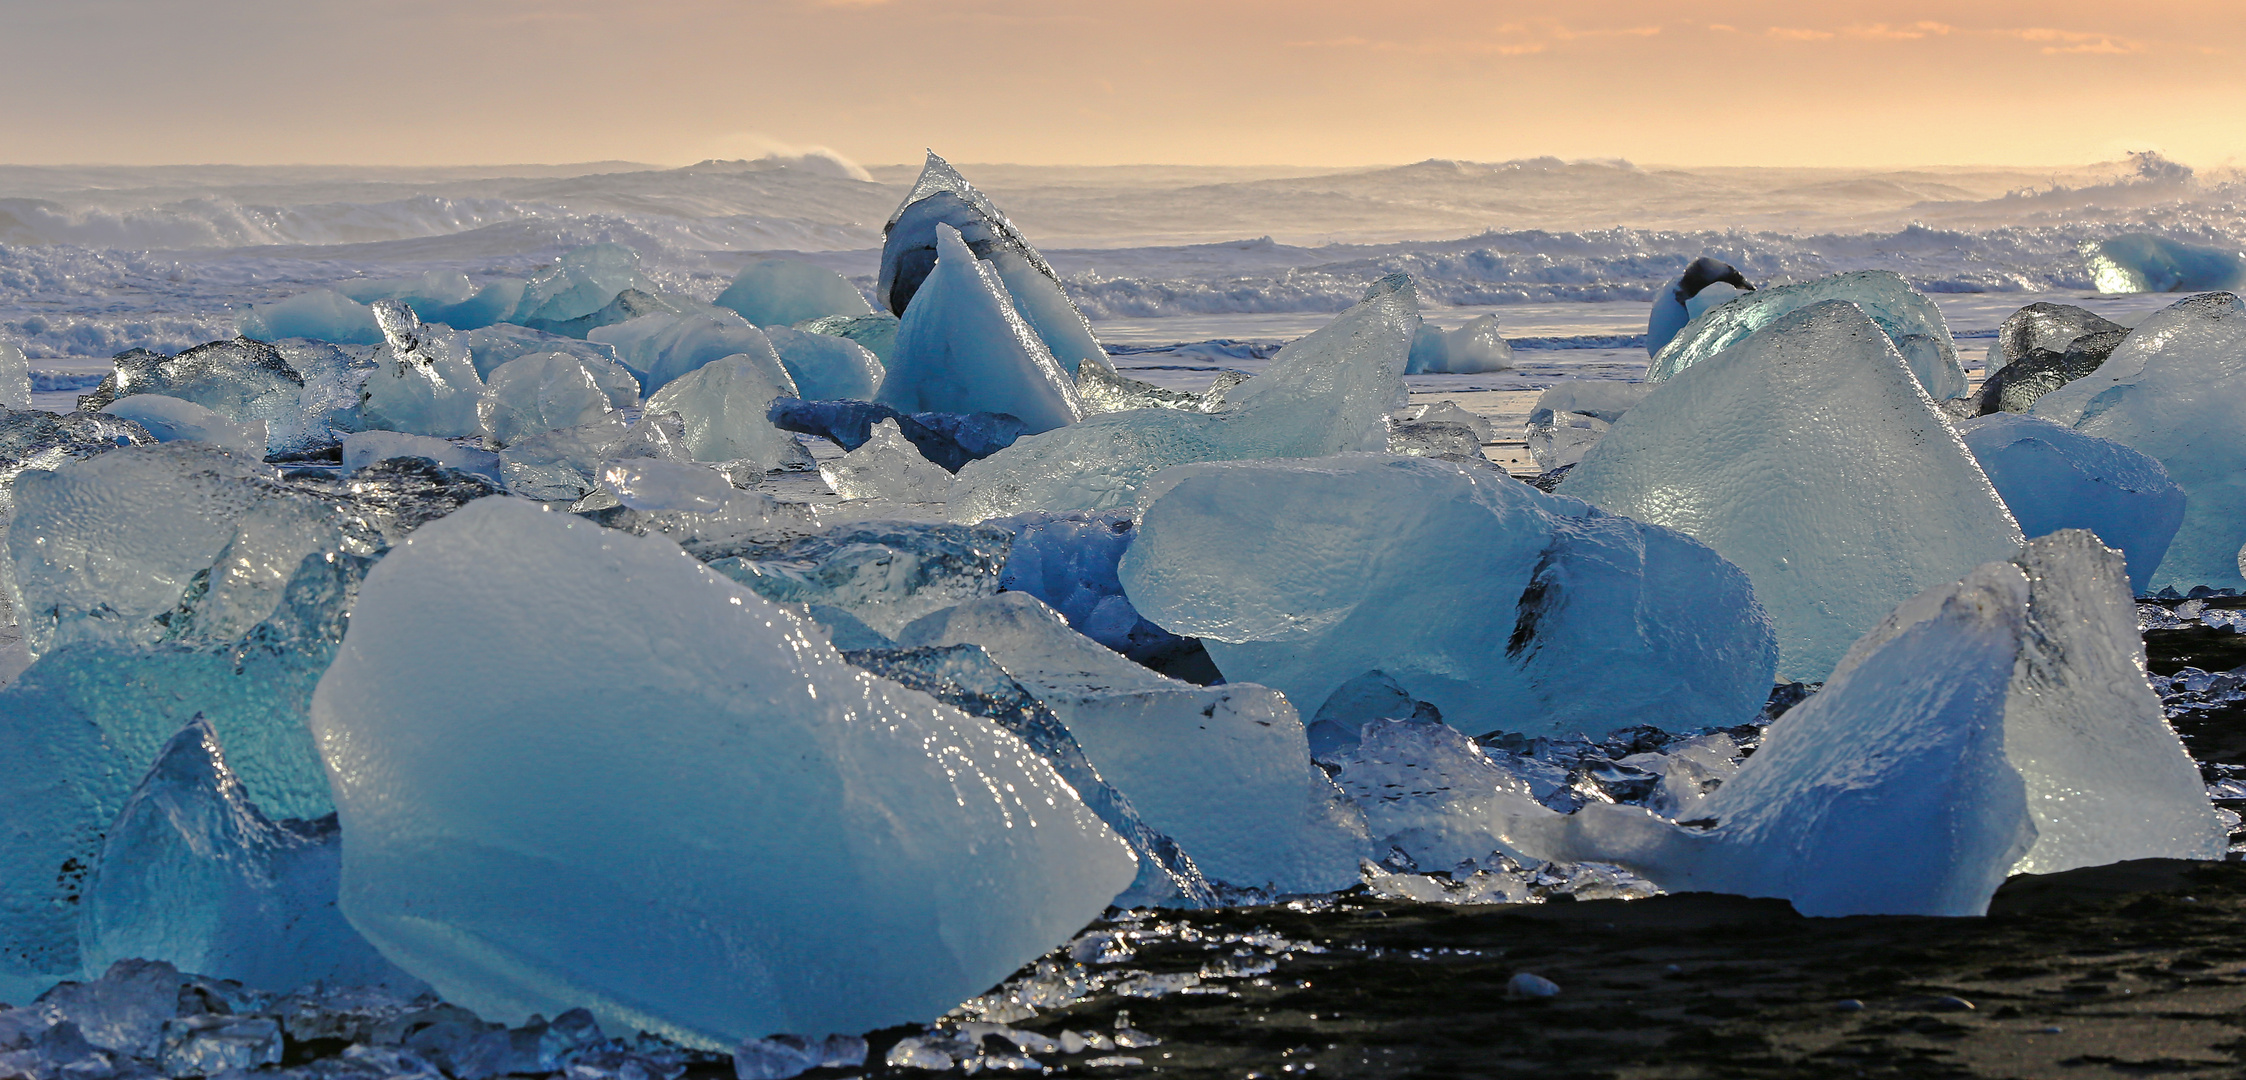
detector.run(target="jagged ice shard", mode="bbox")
[1561,300,2022,681]
[477,351,639,447]
[896,593,1371,893]
[880,152,1109,377]
[0,342,29,409]
[1648,270,1970,401]
[309,499,1133,1047]
[879,224,1082,433]
[358,302,485,439]
[643,355,801,468]
[2031,292,2246,591]
[1119,455,1775,738]
[1504,532,2224,916]
[1956,413,2183,595]
[948,274,1416,521]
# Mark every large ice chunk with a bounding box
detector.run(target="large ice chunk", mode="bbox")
[80,340,307,443]
[897,593,1371,893]
[100,395,267,454]
[1561,300,2022,680]
[358,302,485,438]
[588,310,797,397]
[764,326,882,402]
[1523,380,1652,472]
[477,352,638,446]
[80,718,420,993]
[239,289,384,346]
[643,355,799,467]
[878,224,1081,433]
[2031,292,2246,590]
[309,498,1134,1046]
[1647,270,1969,401]
[879,152,1108,376]
[1405,315,1512,374]
[948,273,1417,521]
[509,244,660,332]
[1120,454,1775,737]
[2083,234,2246,294]
[715,260,875,329]
[818,419,953,503]
[1504,531,2224,916]
[1956,413,2182,594]
[0,342,28,409]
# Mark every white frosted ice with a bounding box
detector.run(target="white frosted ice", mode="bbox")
[80,718,421,993]
[598,459,737,512]
[358,301,485,438]
[897,592,1371,892]
[588,309,797,397]
[0,341,28,409]
[1648,270,1969,401]
[819,419,953,503]
[239,289,382,346]
[642,354,800,468]
[2030,292,2246,590]
[1523,380,1651,472]
[1561,300,2022,681]
[878,224,1082,434]
[764,325,883,402]
[948,273,1417,521]
[1956,413,2183,595]
[342,430,502,480]
[715,260,874,329]
[1120,454,1775,737]
[101,395,267,454]
[310,499,1134,1047]
[477,351,638,446]
[1405,315,1511,374]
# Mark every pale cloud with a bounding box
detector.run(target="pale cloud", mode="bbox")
[1843,22,1952,41]
[2006,28,2148,55]
[1287,21,1657,56]
[1766,27,1835,41]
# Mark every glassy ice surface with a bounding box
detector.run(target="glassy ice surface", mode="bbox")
[795,312,899,365]
[1325,716,1536,871]
[498,411,690,502]
[947,274,1416,521]
[1523,380,1650,471]
[1563,300,2023,681]
[462,325,624,381]
[509,244,658,330]
[818,419,952,503]
[1987,301,2128,368]
[477,352,636,447]
[879,224,1082,433]
[715,260,874,329]
[2083,234,2246,295]
[763,326,882,402]
[1121,454,1774,737]
[588,310,796,398]
[343,431,502,482]
[358,303,485,439]
[100,395,266,453]
[1957,412,2183,594]
[598,459,736,512]
[643,355,800,467]
[81,339,311,454]
[1405,315,1511,374]
[709,521,1013,636]
[239,289,383,346]
[1648,270,1969,401]
[0,342,28,409]
[896,593,1371,893]
[2031,292,2246,591]
[310,499,1134,1047]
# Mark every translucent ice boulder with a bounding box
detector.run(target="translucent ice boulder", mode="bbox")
[879,152,1108,376]
[643,355,799,468]
[1562,300,2022,681]
[819,419,953,503]
[1646,256,1755,357]
[343,430,502,482]
[509,244,660,331]
[1121,454,1775,738]
[100,395,267,453]
[879,224,1082,433]
[1986,301,2127,369]
[763,325,882,402]
[2031,292,2246,590]
[498,411,690,502]
[715,260,875,329]
[589,309,797,397]
[1405,315,1512,374]
[1503,531,2225,916]
[598,459,736,512]
[358,302,485,438]
[2083,234,2246,294]
[477,351,638,446]
[1956,413,2183,594]
[897,593,1371,893]
[1523,380,1652,472]
[1648,270,1969,401]
[709,521,1013,636]
[239,289,384,346]
[309,498,1134,1046]
[80,718,421,993]
[81,339,308,447]
[948,273,1418,521]
[0,342,28,409]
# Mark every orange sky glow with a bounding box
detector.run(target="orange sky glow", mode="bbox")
[2,0,2241,169]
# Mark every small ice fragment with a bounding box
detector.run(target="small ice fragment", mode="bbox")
[158,1014,284,1076]
[360,302,485,438]
[818,419,952,502]
[0,341,29,409]
[600,459,737,512]
[1405,315,1512,374]
[1523,381,1651,472]
[478,351,638,446]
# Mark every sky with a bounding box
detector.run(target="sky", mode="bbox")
[1,0,2240,170]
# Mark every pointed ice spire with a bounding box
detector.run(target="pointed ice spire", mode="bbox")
[878,223,1083,433]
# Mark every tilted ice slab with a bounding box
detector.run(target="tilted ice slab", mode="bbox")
[897,592,1371,893]
[81,718,421,994]
[101,395,267,454]
[878,224,1082,434]
[477,351,638,447]
[1503,531,2225,916]
[1956,413,2183,595]
[1120,455,1775,738]
[643,355,800,468]
[948,274,1416,521]
[879,152,1108,377]
[716,259,875,330]
[2031,292,2246,591]
[1562,300,2022,681]
[359,302,485,439]
[588,309,798,398]
[765,325,883,402]
[1648,270,1969,401]
[310,498,1134,1047]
